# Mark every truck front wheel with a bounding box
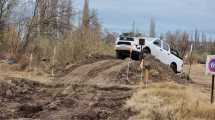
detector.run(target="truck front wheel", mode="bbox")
[116,51,126,59]
[139,48,151,60]
[170,63,177,73]
[143,48,151,54]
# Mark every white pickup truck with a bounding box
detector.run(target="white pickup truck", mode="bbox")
[115,36,183,73]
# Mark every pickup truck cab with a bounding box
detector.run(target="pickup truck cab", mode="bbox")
[115,36,183,73]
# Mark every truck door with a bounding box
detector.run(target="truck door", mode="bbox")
[151,39,162,60]
[161,41,171,64]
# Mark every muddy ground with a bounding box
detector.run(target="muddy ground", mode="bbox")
[0,55,188,120]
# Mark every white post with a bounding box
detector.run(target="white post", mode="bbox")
[52,46,56,77]
[29,53,33,70]
[188,44,193,76]
[140,59,144,83]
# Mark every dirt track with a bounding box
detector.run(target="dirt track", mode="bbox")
[0,57,136,120]
[0,55,187,120]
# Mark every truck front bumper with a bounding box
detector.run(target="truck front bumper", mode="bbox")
[116,50,140,59]
[115,45,141,52]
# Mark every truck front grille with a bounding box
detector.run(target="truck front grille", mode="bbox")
[117,42,131,45]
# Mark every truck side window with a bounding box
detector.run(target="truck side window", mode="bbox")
[153,40,161,47]
[163,42,170,51]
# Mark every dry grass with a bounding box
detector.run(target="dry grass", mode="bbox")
[126,82,215,120]
[184,64,211,84]
[0,62,51,84]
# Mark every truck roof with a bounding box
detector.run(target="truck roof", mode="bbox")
[118,35,160,42]
[133,37,159,41]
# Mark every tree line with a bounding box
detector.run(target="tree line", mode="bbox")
[132,18,215,63]
[0,0,115,68]
[0,0,214,67]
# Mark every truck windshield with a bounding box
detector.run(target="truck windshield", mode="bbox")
[119,37,134,41]
[170,48,183,59]
[163,42,170,51]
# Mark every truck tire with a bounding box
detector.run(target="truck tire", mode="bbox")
[170,63,177,73]
[143,48,151,54]
[139,48,151,60]
[116,51,126,59]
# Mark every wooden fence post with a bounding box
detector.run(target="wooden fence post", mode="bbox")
[211,75,215,104]
[145,68,149,87]
[144,63,150,88]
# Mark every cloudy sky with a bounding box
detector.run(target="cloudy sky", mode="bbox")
[75,0,215,37]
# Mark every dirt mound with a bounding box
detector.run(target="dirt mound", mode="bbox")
[56,54,115,77]
[118,55,189,84]
[0,54,189,120]
[60,59,128,86]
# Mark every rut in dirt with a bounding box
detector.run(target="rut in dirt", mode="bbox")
[37,84,135,120]
[0,58,136,120]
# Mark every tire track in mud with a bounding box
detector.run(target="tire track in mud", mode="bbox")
[52,59,137,120]
[61,59,125,85]
[86,60,122,79]
[0,58,138,120]
[61,60,112,85]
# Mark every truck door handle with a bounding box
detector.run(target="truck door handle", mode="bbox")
[160,49,163,51]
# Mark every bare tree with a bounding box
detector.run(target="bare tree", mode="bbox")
[0,0,16,41]
[194,29,200,49]
[81,0,90,31]
[165,31,189,57]
[58,0,74,36]
[90,9,101,36]
[36,0,75,39]
[18,0,39,56]
[165,31,177,48]
[201,32,207,51]
[37,0,58,37]
[149,18,156,37]
[178,31,189,57]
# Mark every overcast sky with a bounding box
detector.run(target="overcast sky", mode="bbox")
[75,0,215,37]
